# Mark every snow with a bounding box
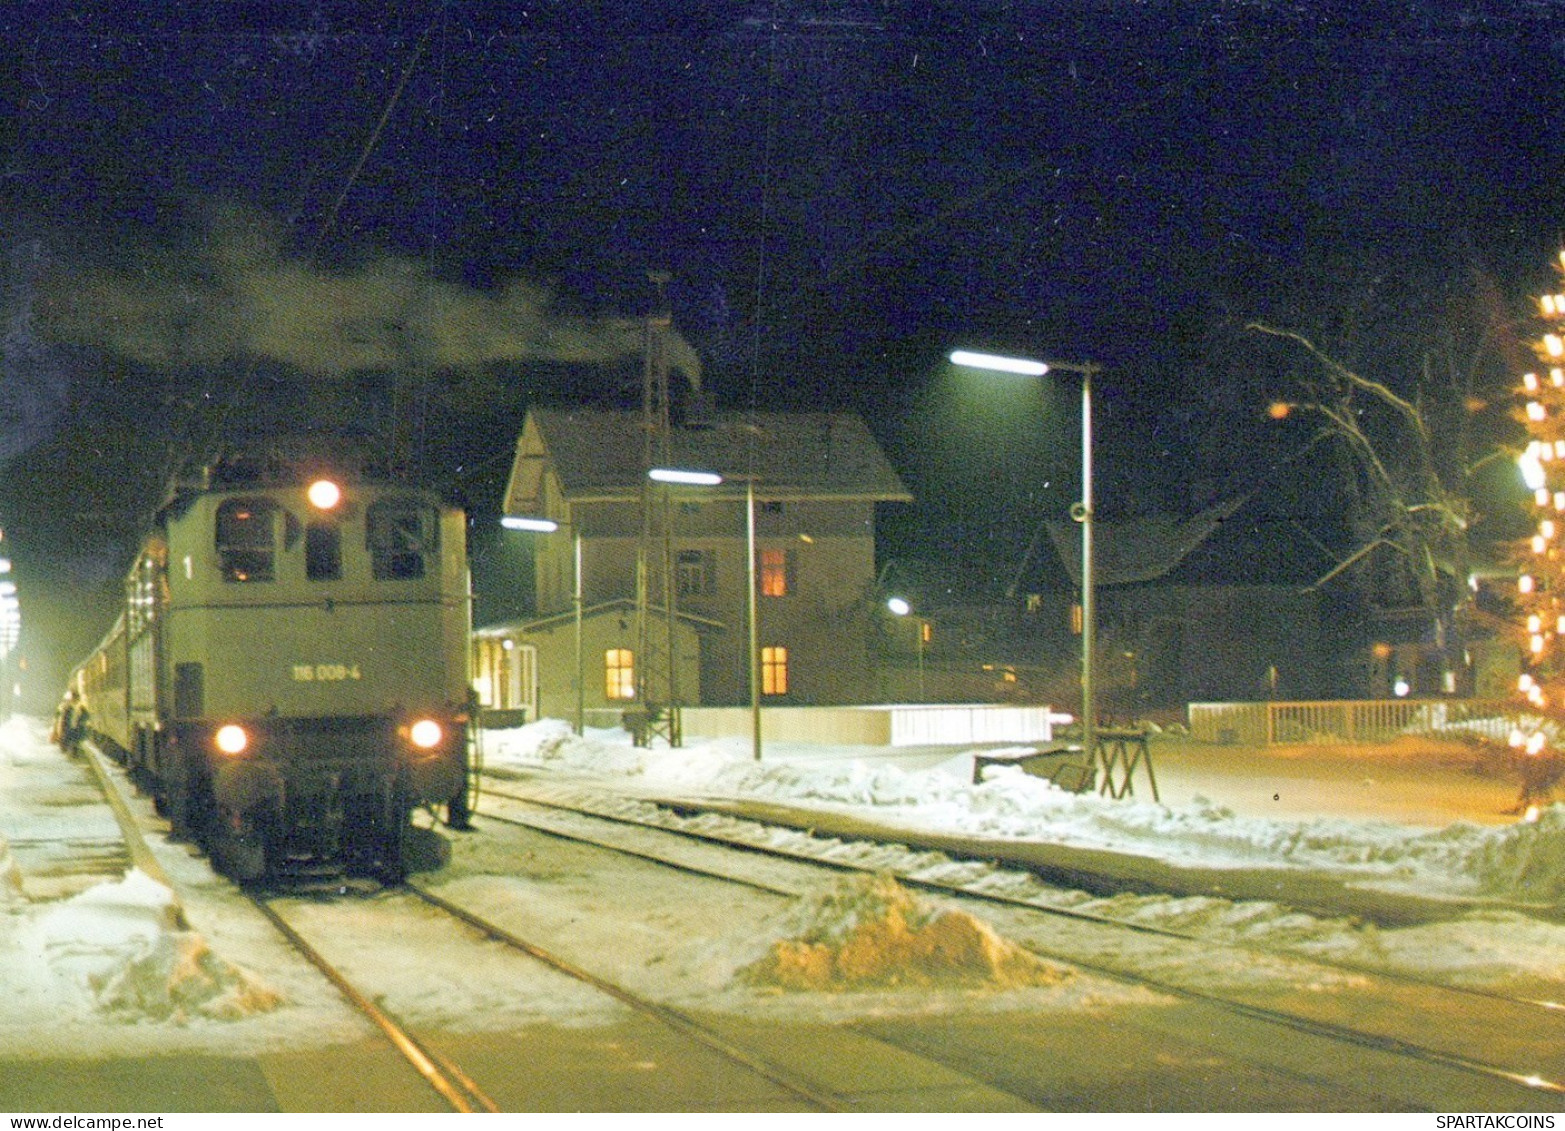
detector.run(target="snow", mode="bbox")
[476,717,1565,995]
[0,716,368,1057]
[6,708,1565,1065]
[481,719,1564,905]
[24,869,282,1024]
[740,871,1073,990]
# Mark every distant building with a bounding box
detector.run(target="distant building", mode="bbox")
[1018,496,1341,713]
[492,408,912,718]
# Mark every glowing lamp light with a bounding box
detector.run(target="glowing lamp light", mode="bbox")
[1525,448,1549,490]
[1521,574,1536,594]
[648,467,724,486]
[307,479,343,510]
[1393,678,1411,698]
[1526,371,1541,392]
[409,718,443,749]
[501,515,559,532]
[948,350,1049,376]
[214,724,248,755]
[886,597,912,616]
[1549,335,1565,358]
[1529,402,1548,421]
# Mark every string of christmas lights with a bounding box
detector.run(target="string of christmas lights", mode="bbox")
[1511,250,1565,754]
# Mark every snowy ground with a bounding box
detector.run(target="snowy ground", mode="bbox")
[6,710,1565,1067]
[481,719,1565,905]
[476,718,1565,993]
[0,716,372,1059]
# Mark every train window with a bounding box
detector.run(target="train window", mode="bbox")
[306,522,342,581]
[216,498,278,582]
[368,499,436,580]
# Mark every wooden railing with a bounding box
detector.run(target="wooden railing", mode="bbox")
[1187,699,1523,746]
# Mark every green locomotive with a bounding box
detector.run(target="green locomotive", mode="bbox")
[71,451,472,882]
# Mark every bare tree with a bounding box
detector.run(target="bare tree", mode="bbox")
[1248,321,1488,689]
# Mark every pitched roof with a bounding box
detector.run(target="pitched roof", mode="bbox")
[507,408,912,508]
[476,598,725,635]
[1030,493,1348,589]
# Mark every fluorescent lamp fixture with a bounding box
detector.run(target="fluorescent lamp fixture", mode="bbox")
[649,467,723,486]
[949,350,1049,376]
[886,597,912,616]
[501,516,559,533]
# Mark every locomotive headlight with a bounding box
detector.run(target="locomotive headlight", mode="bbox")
[408,718,443,750]
[307,479,343,510]
[214,724,249,755]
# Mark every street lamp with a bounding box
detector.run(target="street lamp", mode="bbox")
[949,348,1102,767]
[649,467,762,762]
[500,515,584,735]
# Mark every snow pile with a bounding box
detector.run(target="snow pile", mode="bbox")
[742,872,1071,991]
[29,870,282,1023]
[482,720,1565,904]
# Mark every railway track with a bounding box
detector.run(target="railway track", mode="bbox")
[476,777,1565,1109]
[72,734,1565,1111]
[82,741,864,1112]
[246,884,853,1112]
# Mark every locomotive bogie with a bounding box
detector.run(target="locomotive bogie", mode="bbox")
[68,457,473,883]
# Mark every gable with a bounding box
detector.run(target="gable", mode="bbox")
[506,408,912,511]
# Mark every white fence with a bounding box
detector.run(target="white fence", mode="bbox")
[1188,699,1523,746]
[681,704,1065,746]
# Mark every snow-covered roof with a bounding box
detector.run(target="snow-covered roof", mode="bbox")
[504,408,913,513]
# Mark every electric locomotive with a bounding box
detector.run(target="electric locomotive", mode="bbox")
[71,450,472,882]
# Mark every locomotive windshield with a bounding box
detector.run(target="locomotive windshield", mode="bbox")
[216,498,279,582]
[368,498,437,580]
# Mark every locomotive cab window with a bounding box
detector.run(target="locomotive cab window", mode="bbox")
[368,499,437,580]
[216,498,279,582]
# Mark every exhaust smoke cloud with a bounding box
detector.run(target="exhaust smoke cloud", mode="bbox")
[33,205,702,387]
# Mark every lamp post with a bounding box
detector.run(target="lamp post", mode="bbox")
[500,515,584,735]
[949,349,1101,767]
[885,596,927,701]
[649,467,762,762]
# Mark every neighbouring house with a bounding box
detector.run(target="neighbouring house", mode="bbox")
[1014,495,1342,714]
[490,407,912,718]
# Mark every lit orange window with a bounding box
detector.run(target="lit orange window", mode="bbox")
[605,649,636,701]
[761,646,789,695]
[759,548,789,597]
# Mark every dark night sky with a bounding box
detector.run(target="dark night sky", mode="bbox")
[3,0,1565,695]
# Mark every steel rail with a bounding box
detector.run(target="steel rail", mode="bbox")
[82,740,496,1113]
[477,782,1565,1102]
[402,880,847,1113]
[247,894,500,1113]
[482,780,1565,1011]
